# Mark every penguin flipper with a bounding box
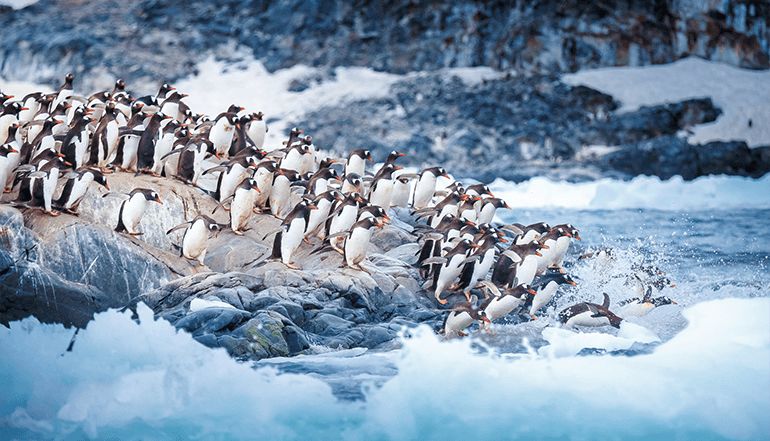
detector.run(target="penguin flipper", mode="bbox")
[602,293,611,308]
[166,222,192,235]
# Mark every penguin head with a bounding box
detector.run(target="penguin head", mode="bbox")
[385,150,405,164]
[0,92,14,105]
[0,143,18,156]
[136,189,163,204]
[245,178,260,192]
[512,283,538,298]
[114,79,126,91]
[63,72,75,85]
[3,101,26,114]
[85,169,109,190]
[252,111,265,121]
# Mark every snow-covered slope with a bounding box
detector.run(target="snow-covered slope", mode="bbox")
[563,57,770,147]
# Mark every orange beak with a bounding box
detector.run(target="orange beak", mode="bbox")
[535,251,542,257]
[567,280,577,286]
[528,288,537,295]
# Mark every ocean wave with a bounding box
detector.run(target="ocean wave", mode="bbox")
[489,174,770,210]
[1,298,768,440]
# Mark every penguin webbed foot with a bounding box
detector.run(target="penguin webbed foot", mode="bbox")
[46,210,61,217]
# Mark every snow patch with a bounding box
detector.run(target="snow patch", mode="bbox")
[563,57,770,147]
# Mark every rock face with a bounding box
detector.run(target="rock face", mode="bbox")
[0,172,447,359]
[0,0,767,90]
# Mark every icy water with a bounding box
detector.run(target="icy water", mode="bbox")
[2,206,769,439]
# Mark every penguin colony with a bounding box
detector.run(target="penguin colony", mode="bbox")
[0,74,677,338]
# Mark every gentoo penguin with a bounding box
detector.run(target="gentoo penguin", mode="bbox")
[18,157,69,215]
[111,188,163,235]
[59,113,92,168]
[166,215,221,266]
[429,239,477,304]
[305,190,343,240]
[0,101,27,144]
[159,91,188,122]
[344,149,372,177]
[341,173,363,194]
[176,138,214,185]
[271,199,317,269]
[368,163,401,209]
[479,283,537,323]
[279,142,309,173]
[443,299,491,338]
[252,159,278,211]
[502,222,550,245]
[269,168,302,218]
[208,112,238,158]
[305,167,340,196]
[204,155,259,203]
[136,112,170,173]
[116,112,146,172]
[547,223,581,270]
[476,197,510,225]
[357,204,390,222]
[152,120,182,175]
[528,271,577,319]
[325,192,366,248]
[490,242,543,287]
[54,168,109,214]
[18,92,42,122]
[412,166,448,209]
[111,79,128,98]
[225,178,261,234]
[340,217,385,270]
[373,150,405,177]
[51,73,75,110]
[88,102,120,168]
[245,112,267,150]
[456,233,505,300]
[536,227,572,275]
[391,175,415,208]
[618,285,678,318]
[0,144,19,193]
[558,293,623,329]
[465,183,494,198]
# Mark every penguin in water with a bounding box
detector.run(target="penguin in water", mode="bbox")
[339,217,385,271]
[558,293,623,329]
[270,199,318,269]
[617,285,678,318]
[443,298,491,338]
[166,215,221,266]
[478,282,537,323]
[108,188,163,235]
[54,168,109,214]
[527,271,577,319]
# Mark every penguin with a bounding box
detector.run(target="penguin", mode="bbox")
[245,112,267,149]
[0,101,27,144]
[391,174,415,208]
[357,204,390,222]
[501,222,550,245]
[24,118,58,161]
[344,149,372,177]
[111,79,128,98]
[456,233,505,300]
[547,223,581,270]
[305,167,340,196]
[443,300,491,338]
[270,199,317,269]
[229,114,253,157]
[368,163,401,209]
[18,92,42,122]
[304,190,343,240]
[476,197,510,225]
[617,285,678,318]
[17,157,69,215]
[166,215,221,266]
[0,144,19,194]
[341,173,363,194]
[269,168,303,218]
[54,168,109,214]
[429,238,477,304]
[479,283,537,323]
[135,112,170,173]
[176,138,213,185]
[252,159,278,211]
[225,178,261,234]
[490,242,543,287]
[152,120,181,175]
[412,166,448,209]
[159,91,188,122]
[279,142,309,172]
[558,293,623,329]
[59,113,93,169]
[536,227,572,275]
[457,195,478,223]
[340,217,385,270]
[88,102,120,168]
[208,112,238,158]
[203,155,259,203]
[528,271,577,319]
[111,188,163,235]
[325,192,366,248]
[116,111,146,171]
[51,73,75,110]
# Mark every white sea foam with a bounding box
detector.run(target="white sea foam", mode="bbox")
[563,57,770,147]
[1,298,768,440]
[490,174,770,210]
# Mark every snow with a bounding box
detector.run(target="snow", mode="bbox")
[563,57,770,147]
[1,298,768,439]
[490,173,770,210]
[188,297,236,312]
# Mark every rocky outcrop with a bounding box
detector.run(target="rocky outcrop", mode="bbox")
[0,0,767,91]
[0,172,448,359]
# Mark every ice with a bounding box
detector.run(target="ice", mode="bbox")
[490,173,770,210]
[2,298,768,439]
[188,297,236,312]
[538,321,661,358]
[563,57,770,147]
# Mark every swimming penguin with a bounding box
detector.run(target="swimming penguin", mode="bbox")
[340,217,385,270]
[528,272,577,319]
[166,215,221,266]
[443,299,491,338]
[429,238,477,304]
[54,168,109,214]
[270,199,317,269]
[479,282,537,323]
[111,188,163,235]
[617,285,678,317]
[245,112,267,150]
[412,166,448,209]
[344,149,372,177]
[368,163,401,209]
[558,293,623,329]
[203,155,259,203]
[225,178,261,234]
[476,197,510,225]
